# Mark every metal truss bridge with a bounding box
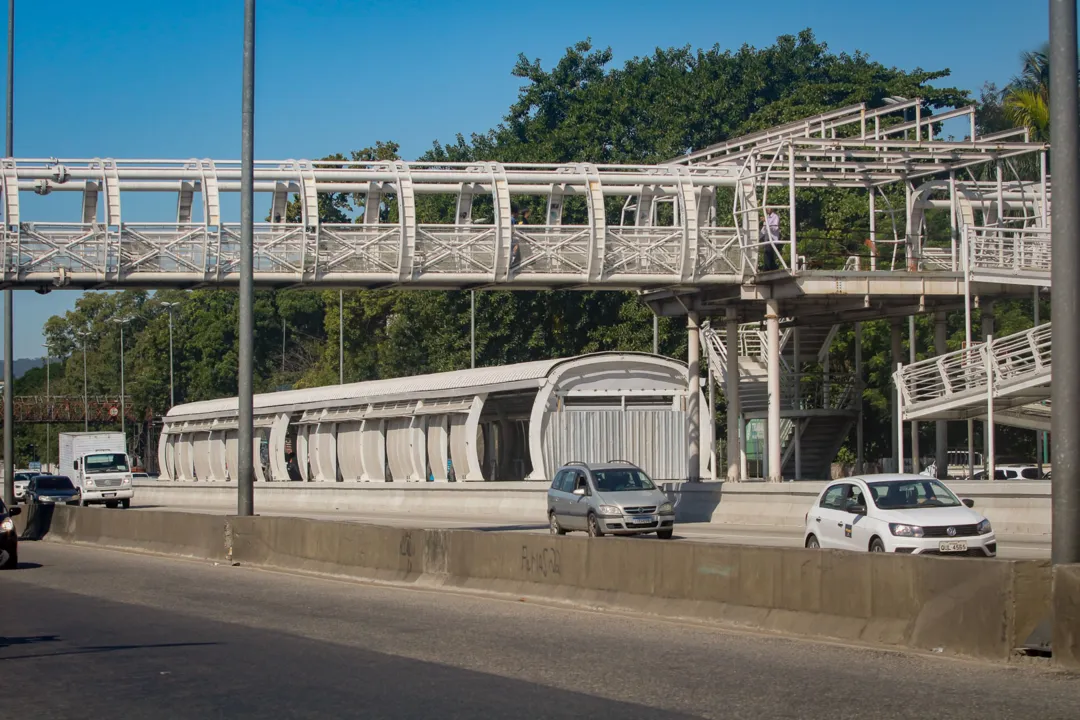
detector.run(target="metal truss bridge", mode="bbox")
[0,99,1051,292]
[0,395,141,425]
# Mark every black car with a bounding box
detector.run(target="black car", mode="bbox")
[25,475,81,505]
[0,498,21,569]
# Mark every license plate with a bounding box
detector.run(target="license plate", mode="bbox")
[630,515,654,524]
[938,540,968,553]
[103,492,116,498]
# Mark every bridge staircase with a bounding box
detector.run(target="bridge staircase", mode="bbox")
[701,321,856,479]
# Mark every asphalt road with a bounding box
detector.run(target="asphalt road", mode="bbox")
[133,502,1052,559]
[3,542,1077,719]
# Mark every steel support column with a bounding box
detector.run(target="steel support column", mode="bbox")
[855,321,864,474]
[1050,0,1080,564]
[766,299,782,483]
[981,302,995,473]
[725,308,741,482]
[934,312,949,479]
[909,316,919,471]
[890,319,903,471]
[237,0,255,516]
[793,327,802,480]
[687,312,701,482]
[2,0,13,506]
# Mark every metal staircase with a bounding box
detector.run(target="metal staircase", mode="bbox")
[895,322,1051,431]
[701,320,856,479]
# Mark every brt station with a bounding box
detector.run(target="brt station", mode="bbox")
[1,98,1053,482]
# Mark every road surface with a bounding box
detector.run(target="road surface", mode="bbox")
[132,501,1051,559]
[2,542,1075,719]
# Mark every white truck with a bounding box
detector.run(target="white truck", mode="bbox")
[58,432,134,508]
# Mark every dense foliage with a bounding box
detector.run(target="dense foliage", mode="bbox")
[11,30,1048,469]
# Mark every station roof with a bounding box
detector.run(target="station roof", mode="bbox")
[164,352,683,421]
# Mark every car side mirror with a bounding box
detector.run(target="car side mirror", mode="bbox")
[74,460,79,470]
[8,506,20,516]
[572,487,586,496]
[848,503,866,515]
[962,498,975,508]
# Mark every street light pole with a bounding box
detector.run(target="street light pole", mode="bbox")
[161,302,179,407]
[237,0,256,517]
[42,342,49,470]
[2,0,14,505]
[1050,0,1080,565]
[76,330,89,432]
[111,317,134,439]
[339,289,344,384]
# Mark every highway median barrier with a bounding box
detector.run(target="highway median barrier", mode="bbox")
[29,505,1063,665]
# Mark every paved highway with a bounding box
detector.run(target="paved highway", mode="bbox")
[2,542,1076,719]
[132,502,1052,559]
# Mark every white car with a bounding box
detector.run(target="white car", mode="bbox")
[12,472,39,502]
[804,474,996,557]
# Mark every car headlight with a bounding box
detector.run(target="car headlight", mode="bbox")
[597,505,622,516]
[85,478,95,487]
[658,502,674,514]
[977,519,992,535]
[889,523,925,538]
[122,475,131,485]
[0,517,13,533]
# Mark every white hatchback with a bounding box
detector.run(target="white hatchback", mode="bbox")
[804,474,996,557]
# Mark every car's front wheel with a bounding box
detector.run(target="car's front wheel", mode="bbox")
[105,501,118,509]
[120,499,130,509]
[869,537,886,553]
[805,534,820,549]
[549,512,566,536]
[587,513,604,538]
[656,529,673,540]
[0,547,16,570]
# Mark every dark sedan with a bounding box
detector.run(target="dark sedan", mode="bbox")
[25,475,81,505]
[0,498,21,568]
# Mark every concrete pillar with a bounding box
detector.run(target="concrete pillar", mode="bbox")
[725,309,742,482]
[890,319,903,471]
[981,302,995,471]
[934,312,949,479]
[687,312,701,482]
[766,299,782,482]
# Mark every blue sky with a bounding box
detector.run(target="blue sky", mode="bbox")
[2,0,1051,360]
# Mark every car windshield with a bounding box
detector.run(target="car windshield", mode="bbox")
[37,476,75,491]
[592,469,656,492]
[85,453,129,473]
[869,479,961,509]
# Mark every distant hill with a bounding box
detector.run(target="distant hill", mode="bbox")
[0,357,46,380]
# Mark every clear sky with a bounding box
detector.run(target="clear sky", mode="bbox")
[1,0,1052,360]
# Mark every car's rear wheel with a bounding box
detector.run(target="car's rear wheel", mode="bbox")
[549,512,566,536]
[869,537,886,553]
[656,529,673,540]
[587,513,604,538]
[805,534,820,549]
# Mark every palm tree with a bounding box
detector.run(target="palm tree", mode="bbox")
[1004,48,1050,141]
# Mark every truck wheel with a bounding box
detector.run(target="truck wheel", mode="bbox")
[120,499,130,509]
[105,501,118,509]
[656,529,674,539]
[80,499,90,507]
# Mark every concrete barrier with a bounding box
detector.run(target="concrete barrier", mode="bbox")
[33,505,1059,664]
[134,479,1053,539]
[1053,564,1080,670]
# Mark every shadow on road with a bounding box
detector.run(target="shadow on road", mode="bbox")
[0,635,61,649]
[471,524,548,532]
[0,641,220,662]
[15,562,42,570]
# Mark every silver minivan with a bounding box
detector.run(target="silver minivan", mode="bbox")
[547,461,675,538]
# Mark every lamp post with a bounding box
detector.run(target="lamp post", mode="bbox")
[75,329,89,431]
[111,316,135,438]
[42,341,49,470]
[339,290,344,384]
[161,302,179,407]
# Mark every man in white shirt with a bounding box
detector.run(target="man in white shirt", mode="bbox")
[760,210,781,271]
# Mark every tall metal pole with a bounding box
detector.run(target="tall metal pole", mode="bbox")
[653,314,659,355]
[237,0,256,516]
[42,343,48,470]
[2,0,13,505]
[338,289,344,383]
[470,290,476,369]
[1051,0,1080,564]
[281,317,285,374]
[118,321,126,438]
[78,331,88,432]
[168,307,174,407]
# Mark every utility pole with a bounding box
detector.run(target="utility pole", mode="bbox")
[42,342,49,470]
[470,290,476,369]
[76,329,89,432]
[3,0,14,505]
[237,0,256,516]
[1050,0,1080,564]
[161,301,179,407]
[281,317,285,374]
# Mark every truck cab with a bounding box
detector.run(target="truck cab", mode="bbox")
[73,452,134,507]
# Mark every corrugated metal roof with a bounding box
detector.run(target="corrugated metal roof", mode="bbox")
[166,356,574,420]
